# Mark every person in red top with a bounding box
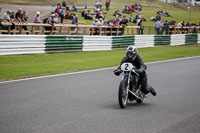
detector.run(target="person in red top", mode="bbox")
[105,0,111,11]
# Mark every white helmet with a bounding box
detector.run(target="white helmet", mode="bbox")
[126,45,138,60]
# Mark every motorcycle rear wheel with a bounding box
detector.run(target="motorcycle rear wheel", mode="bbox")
[118,80,128,109]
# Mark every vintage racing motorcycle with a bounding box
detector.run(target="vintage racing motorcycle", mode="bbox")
[113,62,147,108]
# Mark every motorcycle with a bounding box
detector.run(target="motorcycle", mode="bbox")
[114,63,147,109]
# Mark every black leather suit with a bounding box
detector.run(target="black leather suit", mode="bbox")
[119,54,150,94]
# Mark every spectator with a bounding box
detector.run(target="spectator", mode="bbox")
[113,18,120,26]
[3,9,11,23]
[22,10,28,23]
[177,21,182,27]
[119,17,128,35]
[95,0,102,9]
[1,9,15,34]
[55,3,61,14]
[99,18,104,25]
[92,18,99,26]
[156,14,161,21]
[129,14,134,23]
[122,6,128,14]
[62,1,66,7]
[33,11,41,34]
[155,20,161,34]
[33,11,41,23]
[46,14,59,24]
[72,4,78,12]
[105,0,111,11]
[59,7,66,24]
[151,16,156,21]
[65,11,71,19]
[161,20,168,35]
[113,10,121,17]
[72,15,78,24]
[139,20,144,35]
[46,14,59,34]
[15,8,29,34]
[136,18,141,26]
[15,8,23,23]
[120,17,128,26]
[94,6,101,13]
[91,19,100,35]
[84,11,93,20]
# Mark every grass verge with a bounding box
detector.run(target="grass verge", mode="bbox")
[0,45,200,81]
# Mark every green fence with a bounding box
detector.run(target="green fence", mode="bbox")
[185,34,198,44]
[112,36,135,49]
[154,35,171,45]
[45,35,83,53]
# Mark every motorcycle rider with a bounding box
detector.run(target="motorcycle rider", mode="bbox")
[114,45,157,96]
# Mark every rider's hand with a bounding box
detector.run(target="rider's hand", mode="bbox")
[135,69,143,74]
[113,68,122,76]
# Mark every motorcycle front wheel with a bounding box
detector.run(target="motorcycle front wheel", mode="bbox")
[118,80,128,109]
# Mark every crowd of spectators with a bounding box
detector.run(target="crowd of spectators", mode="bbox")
[0,2,200,35]
[122,3,142,14]
[0,8,30,34]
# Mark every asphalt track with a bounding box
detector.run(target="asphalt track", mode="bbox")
[0,56,200,133]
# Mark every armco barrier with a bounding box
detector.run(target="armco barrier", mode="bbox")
[83,36,112,51]
[198,34,200,44]
[154,35,171,46]
[0,34,199,55]
[112,36,135,49]
[171,34,186,46]
[185,34,198,44]
[135,35,154,48]
[45,35,83,53]
[0,35,46,55]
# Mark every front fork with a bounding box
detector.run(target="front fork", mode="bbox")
[121,72,131,100]
[122,73,143,100]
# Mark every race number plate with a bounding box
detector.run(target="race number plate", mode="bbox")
[121,63,134,71]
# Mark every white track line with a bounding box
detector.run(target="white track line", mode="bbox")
[0,56,200,84]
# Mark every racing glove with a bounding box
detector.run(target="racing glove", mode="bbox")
[113,68,122,76]
[135,69,143,74]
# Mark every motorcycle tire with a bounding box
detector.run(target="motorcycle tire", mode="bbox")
[118,80,128,109]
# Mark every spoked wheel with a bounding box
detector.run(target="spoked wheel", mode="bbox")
[118,80,128,108]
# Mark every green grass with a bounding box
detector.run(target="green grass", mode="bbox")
[0,45,200,81]
[1,0,200,25]
[63,4,200,26]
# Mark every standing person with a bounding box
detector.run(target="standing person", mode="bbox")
[161,20,168,35]
[33,11,41,34]
[33,11,41,23]
[105,0,111,11]
[155,20,161,35]
[139,20,144,35]
[91,18,100,35]
[71,15,78,32]
[113,45,157,96]
[60,7,66,24]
